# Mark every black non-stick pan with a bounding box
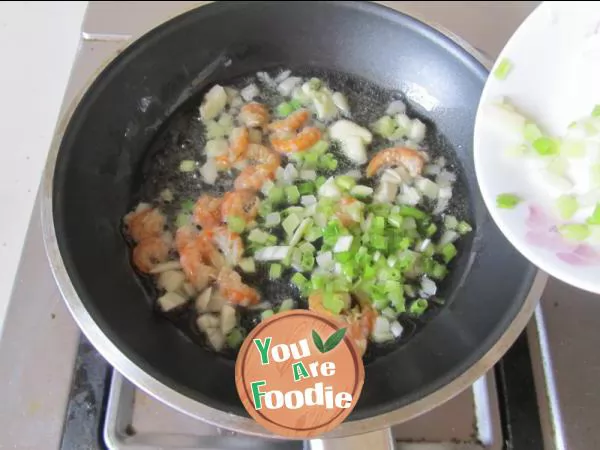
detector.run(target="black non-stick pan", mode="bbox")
[43,0,540,439]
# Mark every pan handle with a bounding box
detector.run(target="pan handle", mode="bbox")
[305,428,395,450]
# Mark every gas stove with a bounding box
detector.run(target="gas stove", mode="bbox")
[3,2,599,449]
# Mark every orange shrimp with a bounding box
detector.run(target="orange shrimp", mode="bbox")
[270,127,321,153]
[221,189,260,223]
[195,230,227,271]
[366,147,426,178]
[344,307,377,356]
[211,226,244,267]
[217,267,260,306]
[229,126,250,162]
[268,109,309,132]
[234,165,275,192]
[179,238,219,291]
[193,195,223,230]
[245,143,281,172]
[175,225,198,254]
[124,204,166,243]
[239,103,270,129]
[132,236,170,273]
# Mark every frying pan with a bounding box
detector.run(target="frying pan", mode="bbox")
[42,0,544,442]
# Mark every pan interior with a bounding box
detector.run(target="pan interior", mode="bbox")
[52,1,536,420]
[132,64,474,364]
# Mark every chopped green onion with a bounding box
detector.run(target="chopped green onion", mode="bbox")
[258,201,272,218]
[350,185,373,199]
[309,140,330,155]
[315,176,327,189]
[555,195,578,220]
[371,234,388,251]
[388,213,404,228]
[335,175,356,191]
[305,226,323,242]
[587,204,600,225]
[226,328,244,348]
[179,160,196,172]
[533,137,559,156]
[456,221,472,235]
[269,263,282,280]
[425,223,438,237]
[493,57,512,80]
[399,205,427,220]
[496,193,522,209]
[371,115,397,138]
[248,229,271,244]
[181,199,195,212]
[268,187,285,205]
[562,140,585,158]
[175,213,191,228]
[429,262,448,280]
[559,223,590,241]
[289,218,313,247]
[591,164,600,187]
[444,215,458,230]
[286,185,301,204]
[279,298,295,312]
[228,215,246,233]
[373,298,389,310]
[523,122,542,142]
[441,243,457,263]
[276,101,298,117]
[282,213,301,237]
[409,298,428,316]
[301,252,315,271]
[298,181,315,195]
[239,258,256,273]
[592,104,600,117]
[264,212,281,228]
[319,153,338,171]
[261,310,274,321]
[291,273,309,292]
[323,292,346,314]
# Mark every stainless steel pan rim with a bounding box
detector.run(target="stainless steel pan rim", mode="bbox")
[40,2,547,440]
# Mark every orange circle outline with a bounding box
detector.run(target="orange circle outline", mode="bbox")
[235,310,365,436]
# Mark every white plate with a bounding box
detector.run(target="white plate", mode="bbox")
[474,1,600,294]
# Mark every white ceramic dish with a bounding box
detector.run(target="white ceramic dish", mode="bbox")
[474,1,600,294]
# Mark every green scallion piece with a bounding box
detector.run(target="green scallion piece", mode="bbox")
[335,175,356,191]
[226,328,244,348]
[398,205,427,220]
[269,263,282,280]
[493,57,513,80]
[533,137,559,156]
[180,199,195,212]
[261,310,274,321]
[228,215,246,233]
[587,204,600,225]
[286,185,301,204]
[298,181,315,195]
[409,298,428,316]
[268,187,285,205]
[441,243,457,264]
[555,195,578,220]
[496,193,522,209]
[559,223,590,241]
